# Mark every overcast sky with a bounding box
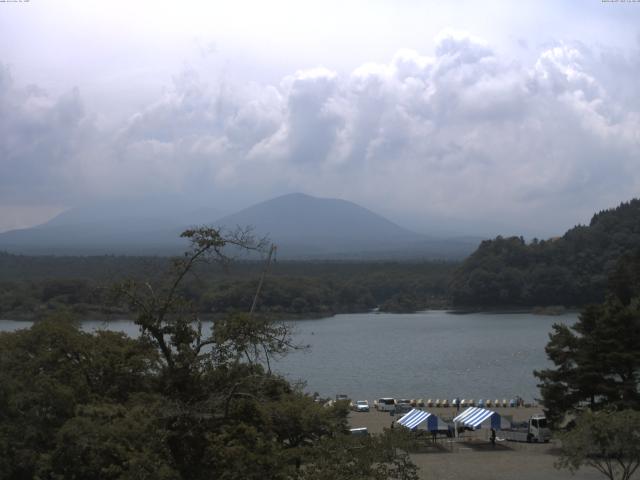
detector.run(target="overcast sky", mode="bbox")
[1,0,639,236]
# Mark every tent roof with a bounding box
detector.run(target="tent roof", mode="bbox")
[453,407,497,428]
[397,409,433,429]
[397,408,450,432]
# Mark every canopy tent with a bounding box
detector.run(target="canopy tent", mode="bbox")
[453,407,511,430]
[397,408,449,432]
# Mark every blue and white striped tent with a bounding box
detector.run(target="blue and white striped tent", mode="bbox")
[397,408,448,432]
[453,407,510,430]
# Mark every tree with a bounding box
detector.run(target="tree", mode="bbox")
[1,226,420,479]
[301,429,419,480]
[556,410,640,480]
[535,251,640,425]
[0,313,159,479]
[535,296,640,424]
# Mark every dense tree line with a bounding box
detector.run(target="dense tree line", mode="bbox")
[450,199,640,307]
[0,255,455,319]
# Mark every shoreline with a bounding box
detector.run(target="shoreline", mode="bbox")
[348,409,628,480]
[0,304,583,323]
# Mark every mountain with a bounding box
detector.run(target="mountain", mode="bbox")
[0,197,222,255]
[214,193,481,259]
[215,193,415,251]
[0,193,481,259]
[449,198,640,307]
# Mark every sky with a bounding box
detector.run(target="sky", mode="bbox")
[1,0,639,237]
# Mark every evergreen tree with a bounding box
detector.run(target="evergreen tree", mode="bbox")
[535,251,640,425]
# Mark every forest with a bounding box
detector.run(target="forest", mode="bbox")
[0,253,454,319]
[2,199,640,321]
[449,199,640,308]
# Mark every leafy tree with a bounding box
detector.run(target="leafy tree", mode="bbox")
[0,226,420,479]
[0,314,158,479]
[556,410,640,480]
[302,429,419,480]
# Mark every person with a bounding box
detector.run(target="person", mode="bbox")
[456,397,460,412]
[490,428,496,447]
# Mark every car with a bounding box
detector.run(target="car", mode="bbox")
[374,398,396,412]
[396,399,412,413]
[352,400,370,412]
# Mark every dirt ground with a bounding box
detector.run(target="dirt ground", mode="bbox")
[348,408,638,480]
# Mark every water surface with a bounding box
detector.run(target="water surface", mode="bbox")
[275,311,577,403]
[0,311,576,403]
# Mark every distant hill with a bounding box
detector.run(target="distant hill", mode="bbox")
[214,193,480,259]
[215,193,417,254]
[449,199,640,307]
[0,197,222,255]
[0,193,481,259]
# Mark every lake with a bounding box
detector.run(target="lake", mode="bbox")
[0,311,577,403]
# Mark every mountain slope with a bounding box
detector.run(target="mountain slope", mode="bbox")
[449,198,640,307]
[0,193,481,258]
[215,193,422,252]
[0,197,222,255]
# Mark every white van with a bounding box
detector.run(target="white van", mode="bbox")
[374,398,396,412]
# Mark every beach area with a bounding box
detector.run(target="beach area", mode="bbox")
[348,408,638,480]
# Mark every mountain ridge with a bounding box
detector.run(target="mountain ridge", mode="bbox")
[0,192,481,259]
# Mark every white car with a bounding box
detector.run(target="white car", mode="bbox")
[352,400,370,412]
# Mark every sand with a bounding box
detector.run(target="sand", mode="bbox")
[348,408,638,480]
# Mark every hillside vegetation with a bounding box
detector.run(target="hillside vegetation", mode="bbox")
[450,199,640,307]
[0,255,454,319]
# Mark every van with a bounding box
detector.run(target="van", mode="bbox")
[374,398,396,412]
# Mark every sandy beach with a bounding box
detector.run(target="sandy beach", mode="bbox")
[348,408,638,480]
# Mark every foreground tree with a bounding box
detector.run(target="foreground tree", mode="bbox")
[557,410,640,480]
[1,227,419,479]
[0,314,160,479]
[535,252,640,425]
[302,428,419,480]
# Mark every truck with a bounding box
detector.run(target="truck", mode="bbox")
[502,414,551,443]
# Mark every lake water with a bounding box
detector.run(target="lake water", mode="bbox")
[0,311,577,403]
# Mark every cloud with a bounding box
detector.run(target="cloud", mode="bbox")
[1,29,639,235]
[0,65,95,204]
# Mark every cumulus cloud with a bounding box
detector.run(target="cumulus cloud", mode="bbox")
[2,29,639,235]
[0,64,95,204]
